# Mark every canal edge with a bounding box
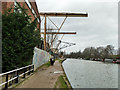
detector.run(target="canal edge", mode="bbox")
[60,59,73,90]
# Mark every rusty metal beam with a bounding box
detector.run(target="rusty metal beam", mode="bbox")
[48,17,59,29]
[41,29,58,30]
[41,32,76,34]
[50,17,67,48]
[44,14,47,50]
[40,12,88,17]
[54,34,64,52]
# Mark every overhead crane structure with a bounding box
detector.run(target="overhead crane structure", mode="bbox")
[53,40,76,53]
[39,12,88,51]
[40,32,76,34]
[58,40,76,50]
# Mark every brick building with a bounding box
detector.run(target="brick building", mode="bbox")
[1,0,41,32]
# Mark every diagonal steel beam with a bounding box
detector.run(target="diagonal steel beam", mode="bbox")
[48,17,59,29]
[50,17,67,48]
[54,34,64,52]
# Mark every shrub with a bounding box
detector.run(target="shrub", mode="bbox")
[2,3,42,72]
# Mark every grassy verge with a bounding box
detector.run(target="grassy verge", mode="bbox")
[54,75,68,89]
[34,61,51,73]
[54,58,72,90]
[63,71,72,89]
[60,59,73,89]
[59,59,66,63]
[44,61,51,67]
[59,59,63,63]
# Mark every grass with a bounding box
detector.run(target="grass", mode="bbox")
[59,59,63,63]
[63,72,72,89]
[60,60,73,89]
[58,58,66,63]
[54,75,68,89]
[54,58,72,89]
[34,61,51,73]
[55,58,60,61]
[44,61,51,67]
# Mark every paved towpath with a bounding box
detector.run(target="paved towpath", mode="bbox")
[16,60,63,88]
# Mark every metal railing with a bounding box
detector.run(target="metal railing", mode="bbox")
[0,64,34,90]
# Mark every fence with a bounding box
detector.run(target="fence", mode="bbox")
[0,64,34,90]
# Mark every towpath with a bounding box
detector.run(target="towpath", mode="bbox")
[16,60,63,88]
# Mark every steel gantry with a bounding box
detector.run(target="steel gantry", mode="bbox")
[39,12,88,51]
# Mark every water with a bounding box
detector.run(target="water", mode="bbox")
[62,58,118,88]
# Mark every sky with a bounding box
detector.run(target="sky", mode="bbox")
[36,0,119,54]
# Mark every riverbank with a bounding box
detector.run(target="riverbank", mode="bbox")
[12,59,71,89]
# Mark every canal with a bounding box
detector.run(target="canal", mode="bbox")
[62,58,119,88]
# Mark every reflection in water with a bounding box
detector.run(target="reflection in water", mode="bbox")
[62,58,118,88]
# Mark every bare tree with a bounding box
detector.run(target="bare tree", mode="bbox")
[65,45,115,59]
[96,47,104,58]
[118,47,120,55]
[103,45,114,58]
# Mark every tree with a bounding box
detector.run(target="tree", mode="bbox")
[2,4,42,72]
[96,47,104,58]
[117,48,120,55]
[65,45,115,59]
[102,45,114,58]
[82,47,91,59]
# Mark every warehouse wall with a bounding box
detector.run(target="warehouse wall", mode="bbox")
[32,47,51,70]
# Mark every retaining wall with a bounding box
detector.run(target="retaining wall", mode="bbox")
[32,47,51,70]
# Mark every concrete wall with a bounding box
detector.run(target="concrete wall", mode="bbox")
[32,47,51,70]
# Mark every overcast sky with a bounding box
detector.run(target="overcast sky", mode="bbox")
[36,0,118,53]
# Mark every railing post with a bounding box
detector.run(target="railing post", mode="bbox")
[9,75,13,86]
[32,65,34,72]
[23,68,26,78]
[15,69,19,83]
[5,74,8,90]
[28,66,31,75]
[1,64,34,89]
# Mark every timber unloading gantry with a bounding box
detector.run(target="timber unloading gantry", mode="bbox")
[39,12,88,52]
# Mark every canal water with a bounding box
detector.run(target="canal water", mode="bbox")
[62,58,118,88]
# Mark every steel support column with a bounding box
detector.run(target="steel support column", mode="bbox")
[44,14,47,50]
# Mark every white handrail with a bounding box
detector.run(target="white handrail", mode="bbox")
[0,64,33,76]
[0,64,34,88]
